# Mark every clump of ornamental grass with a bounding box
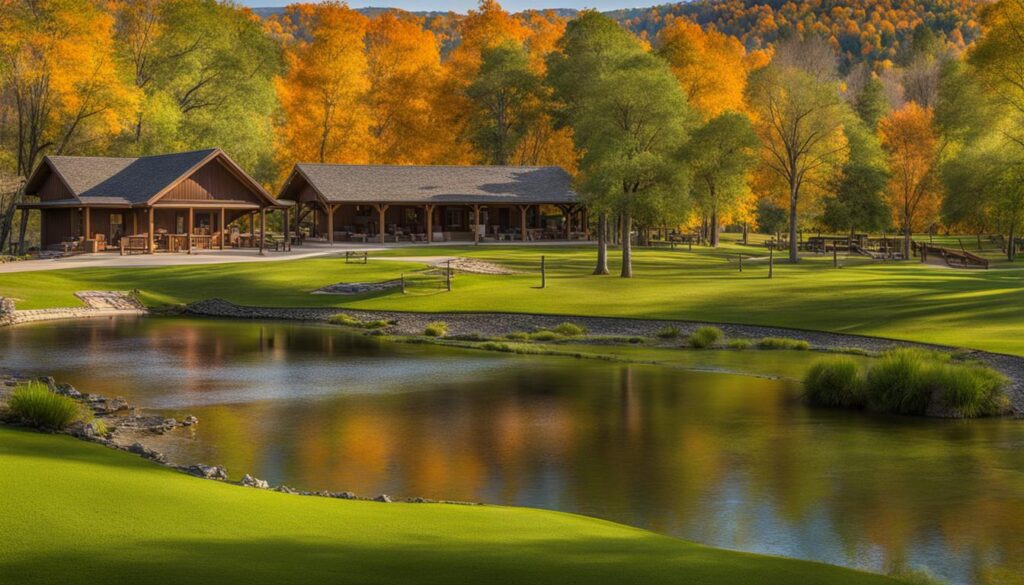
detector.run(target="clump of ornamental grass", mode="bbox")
[424,321,448,337]
[655,326,680,339]
[328,313,389,329]
[688,326,723,348]
[803,357,865,408]
[529,330,561,342]
[505,331,530,341]
[727,339,752,350]
[7,382,83,430]
[803,348,1009,417]
[552,322,586,337]
[758,337,810,350]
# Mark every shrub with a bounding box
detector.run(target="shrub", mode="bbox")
[928,362,1009,418]
[552,322,586,337]
[758,337,809,350]
[803,358,865,408]
[864,349,933,415]
[424,321,448,337]
[328,313,361,327]
[7,382,82,430]
[505,331,530,341]
[529,330,561,342]
[688,326,723,348]
[727,339,751,350]
[655,326,680,339]
[362,319,389,330]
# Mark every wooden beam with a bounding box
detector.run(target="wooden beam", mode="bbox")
[148,208,155,253]
[327,203,335,245]
[219,208,226,250]
[519,205,528,242]
[472,204,481,244]
[376,204,390,245]
[132,211,138,235]
[425,204,435,244]
[259,208,266,255]
[83,207,91,243]
[283,207,290,251]
[187,207,194,254]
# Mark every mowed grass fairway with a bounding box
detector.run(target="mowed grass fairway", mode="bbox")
[3,239,1022,354]
[0,427,901,585]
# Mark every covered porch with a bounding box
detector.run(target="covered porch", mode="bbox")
[295,201,588,245]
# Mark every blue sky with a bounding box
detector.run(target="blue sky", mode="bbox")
[240,1,652,11]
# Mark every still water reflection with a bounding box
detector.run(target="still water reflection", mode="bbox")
[1,318,1022,585]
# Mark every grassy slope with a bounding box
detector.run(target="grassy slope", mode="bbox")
[0,427,899,585]
[2,239,1023,354]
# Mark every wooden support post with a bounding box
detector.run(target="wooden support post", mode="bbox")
[187,207,194,254]
[283,207,290,252]
[540,255,546,288]
[738,254,743,272]
[376,204,389,245]
[425,205,434,243]
[220,208,226,250]
[472,204,481,245]
[132,211,138,236]
[259,208,267,255]
[148,208,155,253]
[446,260,452,291]
[519,205,528,242]
[327,204,335,245]
[84,207,91,243]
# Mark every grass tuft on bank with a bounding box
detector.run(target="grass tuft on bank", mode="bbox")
[0,427,905,585]
[804,349,1009,417]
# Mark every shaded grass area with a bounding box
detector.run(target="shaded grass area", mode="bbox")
[0,427,901,585]
[3,236,1024,354]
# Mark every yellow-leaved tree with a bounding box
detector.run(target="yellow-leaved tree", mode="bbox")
[656,18,749,120]
[366,11,446,164]
[274,2,371,172]
[878,102,943,258]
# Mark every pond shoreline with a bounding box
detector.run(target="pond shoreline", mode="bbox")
[182,298,1024,415]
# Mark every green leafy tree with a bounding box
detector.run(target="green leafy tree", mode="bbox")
[466,41,541,165]
[855,76,889,130]
[683,112,758,247]
[821,119,890,234]
[549,12,695,277]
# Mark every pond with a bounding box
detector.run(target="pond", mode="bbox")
[2,317,1023,585]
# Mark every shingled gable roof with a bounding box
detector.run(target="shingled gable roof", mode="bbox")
[24,148,275,206]
[279,164,578,205]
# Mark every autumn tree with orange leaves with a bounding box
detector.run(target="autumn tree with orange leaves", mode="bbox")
[879,102,943,258]
[273,2,371,170]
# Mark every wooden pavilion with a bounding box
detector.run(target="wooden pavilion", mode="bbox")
[275,164,585,244]
[15,148,286,254]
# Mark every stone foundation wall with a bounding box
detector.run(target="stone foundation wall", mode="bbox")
[0,297,14,326]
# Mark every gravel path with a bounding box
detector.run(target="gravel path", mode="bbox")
[185,299,1024,416]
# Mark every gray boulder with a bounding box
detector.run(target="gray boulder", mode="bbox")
[241,474,270,489]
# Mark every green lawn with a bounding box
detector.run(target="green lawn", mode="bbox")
[3,239,1023,354]
[0,427,901,585]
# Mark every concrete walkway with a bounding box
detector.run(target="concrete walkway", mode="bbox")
[0,240,594,274]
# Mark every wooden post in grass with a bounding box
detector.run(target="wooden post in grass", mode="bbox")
[363,251,367,264]
[768,245,774,279]
[541,255,546,289]
[446,260,452,292]
[401,273,406,294]
[738,255,743,272]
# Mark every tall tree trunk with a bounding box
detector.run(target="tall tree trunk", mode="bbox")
[593,212,609,275]
[788,184,799,262]
[903,223,912,261]
[620,210,632,278]
[710,207,719,247]
[742,222,748,245]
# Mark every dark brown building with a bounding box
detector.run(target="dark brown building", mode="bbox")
[16,148,280,253]
[276,164,584,244]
